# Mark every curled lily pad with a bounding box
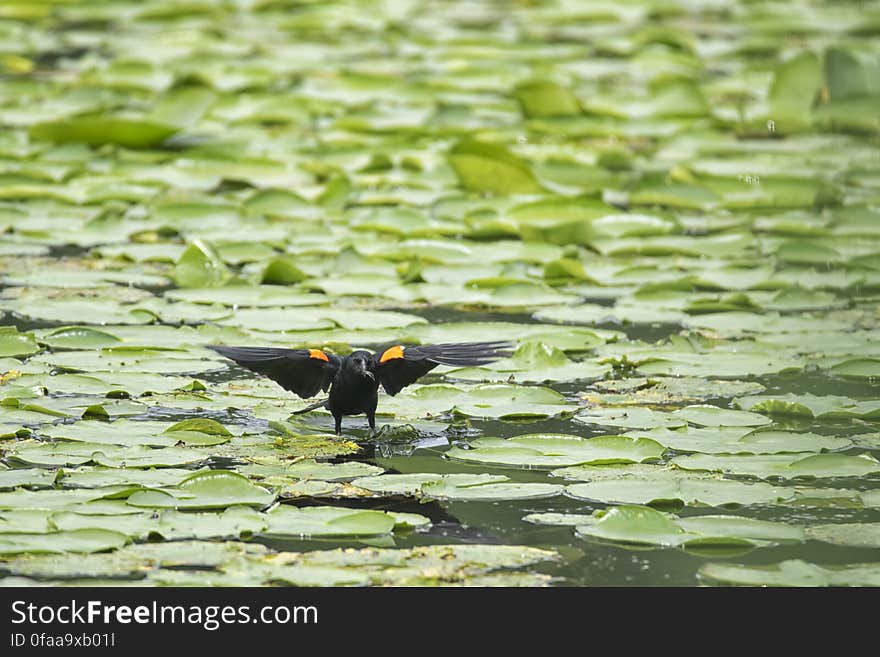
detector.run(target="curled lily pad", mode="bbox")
[574,505,802,549]
[574,506,686,547]
[830,359,880,380]
[36,327,122,350]
[447,139,543,195]
[734,393,880,419]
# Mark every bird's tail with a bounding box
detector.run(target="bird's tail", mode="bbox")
[291,399,327,415]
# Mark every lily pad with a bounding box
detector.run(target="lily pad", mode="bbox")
[421,475,562,501]
[126,470,275,509]
[447,139,543,195]
[566,475,789,508]
[0,529,129,556]
[446,434,665,469]
[0,326,40,357]
[805,523,880,548]
[261,506,397,538]
[699,560,880,587]
[672,453,880,480]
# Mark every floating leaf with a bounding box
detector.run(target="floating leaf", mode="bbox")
[127,470,275,509]
[672,453,880,480]
[768,51,822,129]
[513,80,581,118]
[0,326,40,357]
[700,560,880,587]
[447,139,543,195]
[0,529,129,555]
[421,475,562,501]
[446,434,665,469]
[261,506,396,538]
[830,359,880,380]
[30,116,178,148]
[805,523,880,548]
[171,240,230,288]
[566,475,789,508]
[575,505,686,546]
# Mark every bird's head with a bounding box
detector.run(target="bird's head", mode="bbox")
[347,350,375,381]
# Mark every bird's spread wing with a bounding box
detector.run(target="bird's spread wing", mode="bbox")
[372,341,512,396]
[208,346,340,399]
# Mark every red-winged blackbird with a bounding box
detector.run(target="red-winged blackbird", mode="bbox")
[208,341,512,435]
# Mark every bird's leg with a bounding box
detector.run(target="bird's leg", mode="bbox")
[367,397,378,437]
[333,413,342,436]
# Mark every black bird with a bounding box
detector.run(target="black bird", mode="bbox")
[208,341,512,435]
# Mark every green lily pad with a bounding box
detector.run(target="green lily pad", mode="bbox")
[447,139,543,195]
[239,459,383,485]
[670,405,772,427]
[575,407,685,430]
[566,475,789,508]
[574,505,802,549]
[58,467,196,489]
[171,240,231,288]
[126,470,275,510]
[30,116,179,148]
[0,529,129,556]
[0,326,40,357]
[52,507,267,541]
[0,468,58,490]
[830,358,880,380]
[513,80,581,118]
[672,452,880,480]
[261,506,397,538]
[446,434,665,469]
[37,326,123,350]
[574,505,686,546]
[699,560,880,587]
[734,393,880,419]
[626,427,851,455]
[805,523,880,548]
[421,475,562,501]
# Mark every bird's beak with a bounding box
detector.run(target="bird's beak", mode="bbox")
[359,363,375,381]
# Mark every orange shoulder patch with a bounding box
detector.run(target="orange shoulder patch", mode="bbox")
[379,345,405,363]
[308,349,329,362]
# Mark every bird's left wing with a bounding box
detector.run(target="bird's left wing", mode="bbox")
[372,341,512,396]
[208,346,340,399]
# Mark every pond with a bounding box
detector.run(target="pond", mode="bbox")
[1,0,879,587]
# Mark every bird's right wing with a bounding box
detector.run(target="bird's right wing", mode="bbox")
[372,341,512,396]
[208,346,340,399]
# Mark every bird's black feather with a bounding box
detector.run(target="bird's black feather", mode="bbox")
[209,341,512,433]
[207,345,339,399]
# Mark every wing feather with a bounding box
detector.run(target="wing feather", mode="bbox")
[208,346,339,399]
[373,341,512,396]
